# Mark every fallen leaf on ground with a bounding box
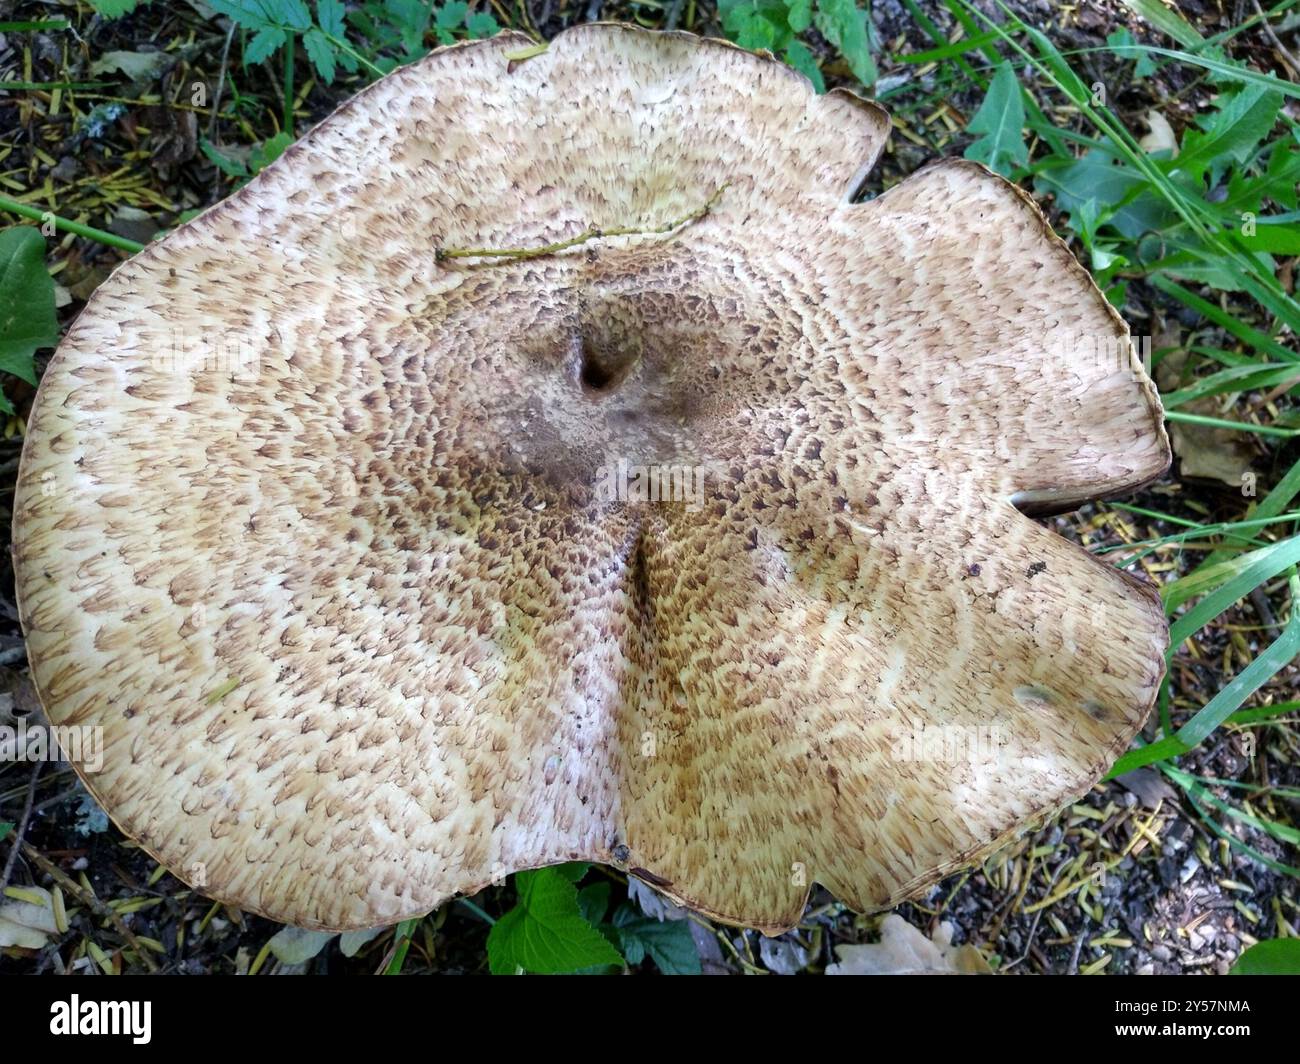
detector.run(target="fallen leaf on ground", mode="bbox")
[827,914,990,974]
[0,886,59,949]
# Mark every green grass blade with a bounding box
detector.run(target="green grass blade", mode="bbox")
[1164,410,1298,439]
[1165,539,1300,624]
[1151,276,1298,362]
[1160,363,1300,408]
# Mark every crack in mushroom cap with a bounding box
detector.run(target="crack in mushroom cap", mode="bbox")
[14,24,1171,933]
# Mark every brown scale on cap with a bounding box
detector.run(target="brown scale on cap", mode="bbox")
[13,24,1170,932]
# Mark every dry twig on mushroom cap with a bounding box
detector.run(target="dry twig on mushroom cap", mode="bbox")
[12,24,1169,933]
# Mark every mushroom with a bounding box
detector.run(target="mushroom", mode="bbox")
[13,24,1170,933]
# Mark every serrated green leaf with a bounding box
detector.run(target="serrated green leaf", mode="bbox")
[466,11,499,38]
[302,26,336,83]
[783,39,825,92]
[316,0,345,37]
[722,3,783,53]
[787,0,813,32]
[1222,140,1300,215]
[0,227,57,389]
[814,0,875,86]
[209,0,277,31]
[1177,86,1283,186]
[245,26,288,65]
[435,1,469,29]
[963,61,1027,176]
[487,867,623,975]
[612,907,701,975]
[265,0,313,30]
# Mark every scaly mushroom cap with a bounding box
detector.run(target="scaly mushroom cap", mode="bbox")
[14,24,1170,932]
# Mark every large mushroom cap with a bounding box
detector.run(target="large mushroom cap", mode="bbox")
[14,24,1170,932]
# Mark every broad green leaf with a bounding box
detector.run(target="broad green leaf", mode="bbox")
[1036,150,1175,238]
[487,868,623,975]
[576,881,610,926]
[963,62,1027,175]
[815,0,876,86]
[267,925,337,963]
[250,131,293,173]
[0,822,12,843]
[1236,224,1300,256]
[1230,939,1300,975]
[551,861,589,882]
[0,227,57,396]
[1106,29,1155,77]
[339,926,385,957]
[612,906,701,975]
[1119,0,1204,48]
